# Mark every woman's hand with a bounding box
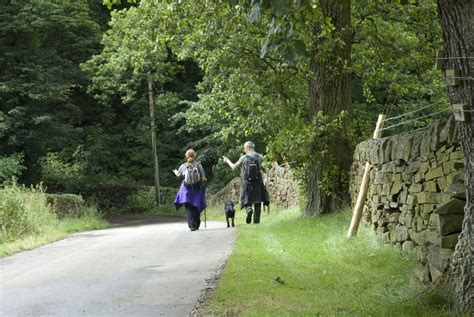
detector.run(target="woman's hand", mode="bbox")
[173,169,179,176]
[222,156,229,163]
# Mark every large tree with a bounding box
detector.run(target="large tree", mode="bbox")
[0,0,101,183]
[437,0,473,312]
[305,0,353,214]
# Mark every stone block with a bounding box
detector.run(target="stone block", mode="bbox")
[382,183,391,195]
[437,176,448,192]
[406,161,421,175]
[440,233,460,249]
[427,246,454,273]
[389,201,399,209]
[446,183,466,200]
[402,171,412,183]
[410,228,426,244]
[402,241,416,253]
[421,204,437,214]
[428,264,443,282]
[413,173,424,183]
[389,212,401,223]
[405,213,413,229]
[434,198,465,215]
[371,195,382,204]
[447,172,465,185]
[453,161,464,171]
[420,135,431,157]
[377,215,389,227]
[438,214,464,236]
[449,151,463,161]
[414,245,429,264]
[396,225,409,242]
[411,136,422,159]
[426,229,440,246]
[408,183,423,193]
[417,192,443,204]
[393,136,412,162]
[399,190,408,204]
[388,231,396,243]
[430,120,444,151]
[390,178,402,194]
[374,171,385,185]
[382,231,391,244]
[376,226,386,238]
[439,117,456,145]
[383,139,393,163]
[423,181,438,192]
[414,265,431,283]
[425,166,443,181]
[435,145,447,160]
[414,217,424,232]
[420,161,430,174]
[442,161,455,174]
[387,223,397,232]
[406,195,417,205]
[429,213,439,228]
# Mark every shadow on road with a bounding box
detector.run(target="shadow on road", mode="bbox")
[106,213,185,228]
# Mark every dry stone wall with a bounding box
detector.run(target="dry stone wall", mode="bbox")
[209,162,299,208]
[350,116,466,283]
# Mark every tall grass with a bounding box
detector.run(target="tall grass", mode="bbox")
[0,182,108,256]
[0,182,57,242]
[203,207,457,316]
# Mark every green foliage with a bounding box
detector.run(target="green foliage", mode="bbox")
[352,0,449,139]
[0,0,449,211]
[0,0,103,183]
[125,187,157,213]
[0,154,26,182]
[81,5,203,189]
[40,152,85,184]
[204,208,454,315]
[124,187,181,216]
[0,182,57,243]
[0,200,107,257]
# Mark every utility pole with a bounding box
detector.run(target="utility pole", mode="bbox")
[148,71,161,204]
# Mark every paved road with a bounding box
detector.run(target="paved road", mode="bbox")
[0,215,235,317]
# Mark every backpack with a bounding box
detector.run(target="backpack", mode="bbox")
[244,155,260,181]
[184,162,201,186]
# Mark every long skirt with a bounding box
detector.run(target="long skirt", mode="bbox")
[174,183,206,230]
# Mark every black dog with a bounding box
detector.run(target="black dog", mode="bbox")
[225,200,235,228]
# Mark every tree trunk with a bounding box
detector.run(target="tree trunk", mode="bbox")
[437,0,473,312]
[148,72,161,205]
[305,0,353,216]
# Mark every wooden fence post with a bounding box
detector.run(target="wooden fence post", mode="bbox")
[347,114,385,237]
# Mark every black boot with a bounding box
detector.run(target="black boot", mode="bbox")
[245,207,253,224]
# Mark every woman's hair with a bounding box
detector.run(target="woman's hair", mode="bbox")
[185,149,196,163]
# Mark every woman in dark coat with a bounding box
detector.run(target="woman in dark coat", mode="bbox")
[173,149,207,231]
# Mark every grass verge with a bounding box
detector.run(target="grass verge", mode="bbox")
[202,207,458,316]
[0,213,108,257]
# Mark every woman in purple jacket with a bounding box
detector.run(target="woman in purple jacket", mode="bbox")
[173,149,207,231]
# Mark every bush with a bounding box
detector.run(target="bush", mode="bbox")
[0,154,26,182]
[124,187,178,215]
[126,187,156,212]
[46,193,93,218]
[0,182,57,243]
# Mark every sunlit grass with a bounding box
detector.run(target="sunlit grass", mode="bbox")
[0,215,109,257]
[203,208,457,316]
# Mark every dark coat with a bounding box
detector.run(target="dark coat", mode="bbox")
[240,177,270,209]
